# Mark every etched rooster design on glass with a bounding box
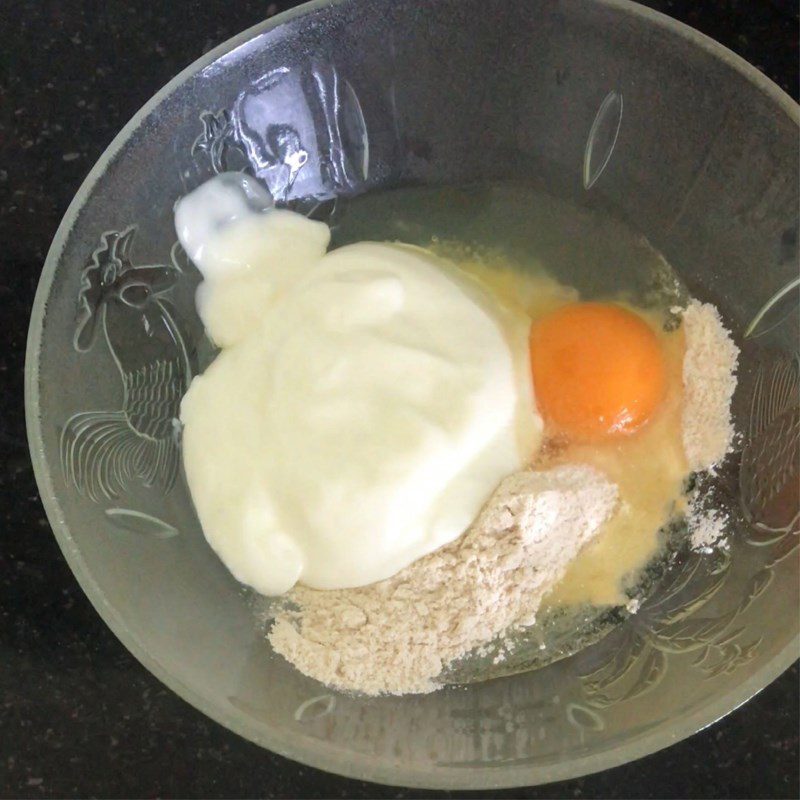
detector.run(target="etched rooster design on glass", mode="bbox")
[60,228,192,503]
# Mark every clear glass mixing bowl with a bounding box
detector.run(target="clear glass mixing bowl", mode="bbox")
[26,0,799,789]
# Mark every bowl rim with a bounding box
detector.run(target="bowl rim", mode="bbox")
[25,0,799,790]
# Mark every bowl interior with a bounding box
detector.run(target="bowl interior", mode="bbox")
[27,0,799,789]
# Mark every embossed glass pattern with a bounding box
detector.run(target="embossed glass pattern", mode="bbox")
[26,0,798,789]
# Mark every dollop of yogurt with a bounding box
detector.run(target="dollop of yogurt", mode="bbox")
[176,173,541,595]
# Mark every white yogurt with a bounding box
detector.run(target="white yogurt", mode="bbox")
[176,173,541,595]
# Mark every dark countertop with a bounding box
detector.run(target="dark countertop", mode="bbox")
[1,1,797,797]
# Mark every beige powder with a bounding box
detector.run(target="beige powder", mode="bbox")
[268,465,618,695]
[680,300,739,551]
[689,504,730,552]
[681,300,739,471]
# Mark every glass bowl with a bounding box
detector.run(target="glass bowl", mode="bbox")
[26,0,799,789]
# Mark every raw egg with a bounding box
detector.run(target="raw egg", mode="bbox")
[529,302,666,442]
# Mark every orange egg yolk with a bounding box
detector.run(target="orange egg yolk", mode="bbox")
[529,302,667,442]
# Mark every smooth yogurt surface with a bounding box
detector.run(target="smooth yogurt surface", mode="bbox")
[175,173,541,595]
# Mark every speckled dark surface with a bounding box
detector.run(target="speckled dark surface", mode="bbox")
[1,1,797,797]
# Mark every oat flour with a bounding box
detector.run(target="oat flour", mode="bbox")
[269,465,618,695]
